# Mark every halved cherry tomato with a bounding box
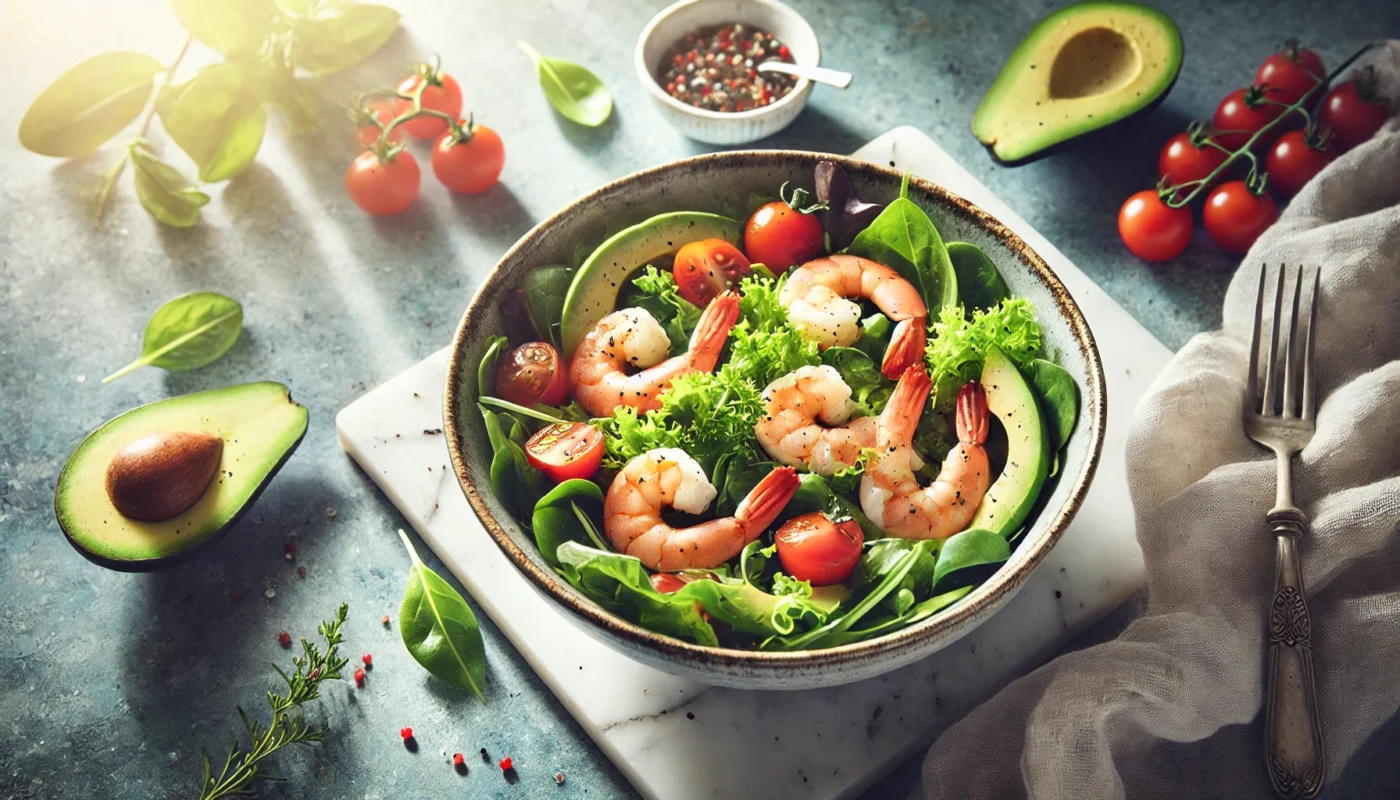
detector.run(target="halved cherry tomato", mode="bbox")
[496,342,568,407]
[1265,130,1335,197]
[354,100,404,149]
[673,239,752,306]
[345,149,420,216]
[1157,132,1228,188]
[1118,190,1192,262]
[432,122,505,194]
[744,201,823,271]
[1212,87,1284,150]
[1255,45,1326,105]
[775,512,864,586]
[397,69,464,140]
[1319,77,1390,152]
[1203,181,1279,254]
[650,573,687,594]
[525,422,603,483]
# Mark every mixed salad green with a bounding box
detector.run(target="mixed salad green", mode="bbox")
[474,163,1080,651]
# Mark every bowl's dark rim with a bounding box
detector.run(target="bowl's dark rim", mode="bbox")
[444,151,1107,672]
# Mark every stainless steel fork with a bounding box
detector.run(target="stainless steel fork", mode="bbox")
[1244,265,1324,799]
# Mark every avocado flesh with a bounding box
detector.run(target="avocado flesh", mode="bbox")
[967,347,1051,537]
[973,2,1182,164]
[55,382,308,570]
[559,211,742,357]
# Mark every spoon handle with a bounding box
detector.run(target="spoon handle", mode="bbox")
[756,62,853,89]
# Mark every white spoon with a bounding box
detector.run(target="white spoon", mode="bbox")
[756,61,853,89]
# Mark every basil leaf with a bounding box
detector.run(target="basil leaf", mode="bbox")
[946,242,1011,312]
[531,480,605,566]
[263,64,321,134]
[1025,358,1079,452]
[170,0,276,57]
[127,141,210,227]
[19,52,163,157]
[848,176,958,313]
[931,528,1010,590]
[290,4,400,75]
[103,291,242,383]
[157,63,265,182]
[518,42,612,127]
[397,530,487,700]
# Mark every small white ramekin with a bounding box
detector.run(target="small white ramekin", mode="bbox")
[635,0,820,145]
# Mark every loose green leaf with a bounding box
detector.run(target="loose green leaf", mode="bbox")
[1024,359,1079,452]
[19,52,163,157]
[946,242,1011,312]
[931,528,1010,590]
[170,0,276,57]
[397,530,487,699]
[848,174,958,313]
[523,266,573,350]
[127,140,210,227]
[531,480,605,566]
[158,63,265,182]
[518,41,613,126]
[290,4,400,75]
[556,542,718,646]
[103,291,241,382]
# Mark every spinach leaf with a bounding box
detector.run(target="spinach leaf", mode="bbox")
[397,529,487,700]
[518,42,612,127]
[531,480,605,566]
[847,173,957,313]
[523,266,573,350]
[556,543,717,646]
[931,528,1010,590]
[478,335,508,400]
[821,346,892,418]
[1024,359,1079,452]
[851,313,892,363]
[103,291,242,383]
[715,459,778,516]
[946,242,1011,312]
[19,51,163,158]
[479,404,547,523]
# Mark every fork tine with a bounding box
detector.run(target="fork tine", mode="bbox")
[1246,266,1267,413]
[1282,268,1303,417]
[1261,265,1285,416]
[1302,268,1320,420]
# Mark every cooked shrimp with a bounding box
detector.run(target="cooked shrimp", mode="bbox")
[604,448,799,570]
[754,365,878,476]
[569,290,740,417]
[780,254,928,380]
[860,366,991,539]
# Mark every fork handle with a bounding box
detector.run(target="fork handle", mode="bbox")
[1264,510,1325,799]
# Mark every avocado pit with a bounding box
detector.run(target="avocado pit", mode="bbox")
[105,431,224,522]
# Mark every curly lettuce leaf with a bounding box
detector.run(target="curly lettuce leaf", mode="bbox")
[625,266,700,355]
[924,297,1042,410]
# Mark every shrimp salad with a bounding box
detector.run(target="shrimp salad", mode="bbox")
[474,162,1081,651]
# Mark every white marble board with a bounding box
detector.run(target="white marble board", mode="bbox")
[335,126,1172,800]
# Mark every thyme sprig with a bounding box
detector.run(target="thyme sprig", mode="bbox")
[196,604,350,800]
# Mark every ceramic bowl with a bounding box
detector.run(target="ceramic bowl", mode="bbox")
[444,152,1105,690]
[635,0,819,144]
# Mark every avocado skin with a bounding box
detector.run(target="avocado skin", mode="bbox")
[54,383,308,573]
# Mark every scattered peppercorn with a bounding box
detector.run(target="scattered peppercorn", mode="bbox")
[555,771,566,785]
[354,668,366,686]
[363,653,373,666]
[297,566,307,578]
[277,631,291,648]
[382,615,391,626]
[499,756,513,771]
[657,23,797,113]
[400,727,413,740]
[453,753,465,767]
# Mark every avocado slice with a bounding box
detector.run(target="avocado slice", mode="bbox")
[967,347,1051,537]
[55,382,308,571]
[559,211,742,357]
[972,2,1183,165]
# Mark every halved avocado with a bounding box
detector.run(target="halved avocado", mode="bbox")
[973,2,1183,165]
[967,347,1051,536]
[55,382,308,571]
[559,211,742,357]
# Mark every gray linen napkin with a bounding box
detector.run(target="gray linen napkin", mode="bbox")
[921,41,1400,800]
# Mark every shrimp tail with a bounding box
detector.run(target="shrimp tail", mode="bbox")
[734,466,800,537]
[687,290,741,372]
[879,365,932,445]
[881,316,927,380]
[955,381,989,446]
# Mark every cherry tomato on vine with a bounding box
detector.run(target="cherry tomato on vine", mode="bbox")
[744,201,823,270]
[1117,190,1193,262]
[1319,78,1390,151]
[1265,130,1336,197]
[1203,181,1279,254]
[1255,45,1326,105]
[431,122,505,194]
[397,69,463,140]
[496,341,569,407]
[1158,132,1228,188]
[1212,88,1285,150]
[346,149,420,216]
[673,239,752,306]
[775,513,864,586]
[354,100,403,149]
[650,573,687,594]
[524,422,604,483]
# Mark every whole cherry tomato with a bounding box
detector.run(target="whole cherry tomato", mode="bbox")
[496,342,568,407]
[744,201,823,271]
[1212,87,1285,150]
[672,238,752,306]
[345,149,420,216]
[432,122,505,194]
[650,573,687,594]
[354,100,404,149]
[1265,130,1336,196]
[397,68,464,140]
[1319,76,1390,151]
[1158,132,1228,188]
[524,422,604,483]
[1203,181,1279,254]
[1117,190,1193,262]
[774,512,864,586]
[1255,44,1326,105]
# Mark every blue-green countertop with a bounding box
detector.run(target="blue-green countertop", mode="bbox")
[3,1,1397,798]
